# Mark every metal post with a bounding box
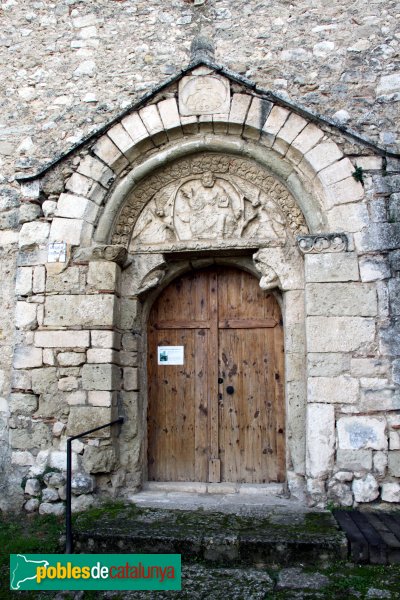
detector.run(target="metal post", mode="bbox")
[64,417,124,554]
[65,437,73,554]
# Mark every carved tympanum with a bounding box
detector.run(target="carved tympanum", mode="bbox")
[111,154,308,250]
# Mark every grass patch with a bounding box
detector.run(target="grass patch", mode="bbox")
[0,510,64,599]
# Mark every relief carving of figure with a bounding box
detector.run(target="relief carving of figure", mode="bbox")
[174,172,243,240]
[125,156,303,249]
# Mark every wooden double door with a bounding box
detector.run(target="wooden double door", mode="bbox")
[147,267,285,484]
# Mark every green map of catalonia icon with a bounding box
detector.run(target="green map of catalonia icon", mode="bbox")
[10,555,49,590]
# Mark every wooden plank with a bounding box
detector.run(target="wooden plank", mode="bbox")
[350,512,387,564]
[273,321,286,482]
[208,458,221,483]
[366,513,400,564]
[208,270,220,481]
[333,510,368,563]
[380,513,400,544]
[194,328,209,482]
[218,318,278,329]
[152,320,210,330]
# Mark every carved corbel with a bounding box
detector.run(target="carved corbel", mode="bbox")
[73,244,128,266]
[253,250,282,291]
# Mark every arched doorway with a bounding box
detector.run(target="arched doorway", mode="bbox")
[147,266,285,484]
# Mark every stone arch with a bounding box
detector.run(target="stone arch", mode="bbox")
[50,89,364,251]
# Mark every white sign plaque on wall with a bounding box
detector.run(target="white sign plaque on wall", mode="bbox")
[157,346,184,365]
[47,242,67,263]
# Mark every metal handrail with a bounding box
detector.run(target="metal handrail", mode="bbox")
[65,417,124,553]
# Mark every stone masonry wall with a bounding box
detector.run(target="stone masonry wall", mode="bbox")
[0,0,399,510]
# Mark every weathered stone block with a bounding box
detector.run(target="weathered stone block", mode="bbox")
[10,422,52,450]
[42,488,59,502]
[303,141,343,173]
[82,364,120,391]
[373,450,387,476]
[308,376,359,404]
[306,403,335,478]
[351,358,388,378]
[19,222,50,249]
[287,123,324,164]
[273,113,307,154]
[336,449,372,471]
[261,105,289,145]
[388,451,400,476]
[359,256,390,282]
[13,347,42,369]
[15,267,33,296]
[306,283,377,316]
[139,105,167,145]
[327,203,369,233]
[58,376,78,392]
[308,353,350,377]
[381,483,400,503]
[107,123,134,154]
[57,352,86,366]
[46,267,81,294]
[39,502,65,516]
[56,193,98,223]
[67,406,112,437]
[44,295,117,327]
[15,302,37,330]
[82,445,116,473]
[49,218,88,246]
[337,416,387,450]
[65,390,86,406]
[77,155,114,187]
[360,387,400,413]
[31,368,57,394]
[355,224,400,253]
[157,98,182,140]
[305,253,359,282]
[228,93,252,134]
[119,298,137,330]
[87,348,117,364]
[352,474,379,503]
[12,451,35,466]
[389,279,400,315]
[87,261,120,291]
[307,317,375,352]
[380,319,400,355]
[71,472,95,495]
[325,176,364,209]
[92,135,129,173]
[88,391,113,407]
[24,498,39,512]
[35,393,70,418]
[35,330,90,348]
[243,96,272,139]
[124,367,138,391]
[121,112,150,146]
[25,478,41,496]
[91,330,120,349]
[9,393,38,415]
[49,450,79,470]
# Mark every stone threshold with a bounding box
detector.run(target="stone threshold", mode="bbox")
[142,481,286,495]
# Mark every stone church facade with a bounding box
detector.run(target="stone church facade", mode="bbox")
[0,1,399,512]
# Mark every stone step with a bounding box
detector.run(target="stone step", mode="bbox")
[74,503,347,567]
[142,481,286,496]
